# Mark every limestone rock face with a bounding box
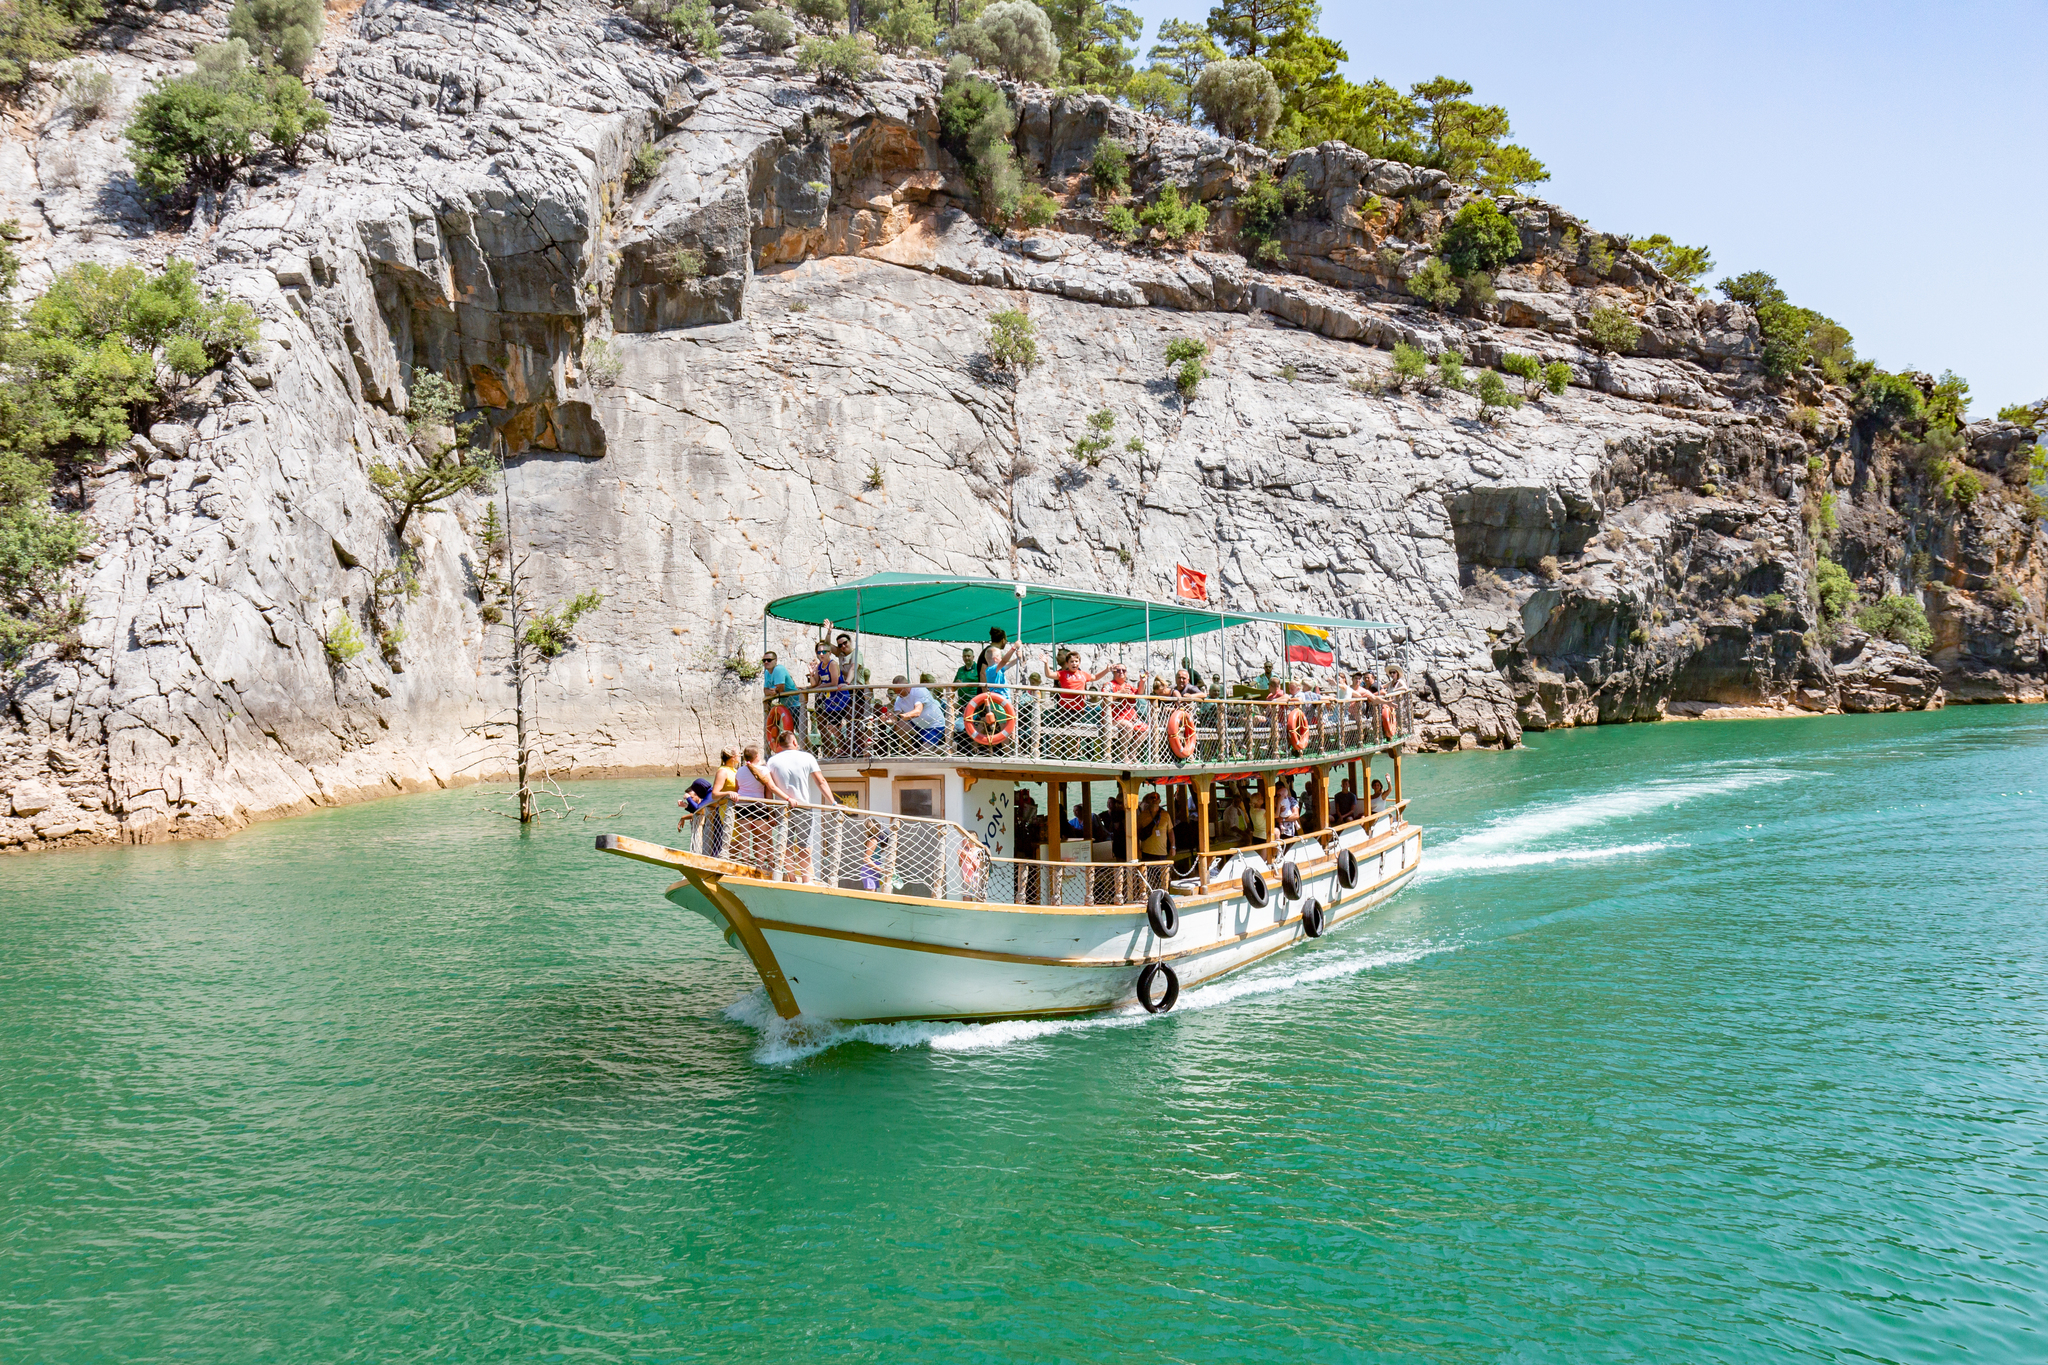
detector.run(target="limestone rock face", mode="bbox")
[0,0,2038,853]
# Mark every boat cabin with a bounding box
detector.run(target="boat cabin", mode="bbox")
[732,574,1416,906]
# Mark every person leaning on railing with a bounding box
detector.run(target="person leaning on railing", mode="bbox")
[888,675,946,750]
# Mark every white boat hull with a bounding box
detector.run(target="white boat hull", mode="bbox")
[655,825,1424,1023]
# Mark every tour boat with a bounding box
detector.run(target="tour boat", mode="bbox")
[598,574,1423,1024]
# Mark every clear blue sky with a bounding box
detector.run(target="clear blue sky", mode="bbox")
[1123,0,2046,415]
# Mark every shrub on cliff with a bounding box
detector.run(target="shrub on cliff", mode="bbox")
[1855,594,1933,653]
[954,1,1060,83]
[1236,169,1310,264]
[1433,350,1467,393]
[1586,306,1640,355]
[0,258,256,458]
[125,41,329,197]
[1475,369,1520,418]
[869,0,938,54]
[1542,360,1572,395]
[746,7,793,52]
[1390,342,1428,388]
[1633,234,1713,290]
[1087,138,1129,198]
[1137,183,1208,245]
[632,0,719,56]
[792,0,846,25]
[0,0,100,96]
[939,69,1027,225]
[1813,556,1855,622]
[1166,336,1207,398]
[1439,199,1521,276]
[986,308,1039,375]
[1192,57,1279,142]
[1855,370,1922,429]
[796,34,877,85]
[1500,352,1539,394]
[1406,257,1458,311]
[0,258,255,665]
[227,0,322,74]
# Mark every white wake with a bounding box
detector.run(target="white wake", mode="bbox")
[729,941,1452,1065]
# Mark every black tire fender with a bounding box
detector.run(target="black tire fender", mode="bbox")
[1137,962,1180,1014]
[1336,847,1358,889]
[1301,898,1325,938]
[1281,860,1303,900]
[1146,889,1180,939]
[1241,868,1268,907]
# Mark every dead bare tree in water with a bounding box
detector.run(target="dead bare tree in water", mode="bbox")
[469,483,604,824]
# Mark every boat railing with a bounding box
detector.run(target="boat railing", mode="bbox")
[683,795,1411,909]
[763,684,1416,769]
[684,796,989,902]
[984,802,1411,907]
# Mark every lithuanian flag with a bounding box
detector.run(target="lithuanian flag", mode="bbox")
[1284,624,1334,666]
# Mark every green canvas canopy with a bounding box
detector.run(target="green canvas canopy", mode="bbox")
[764,573,1397,645]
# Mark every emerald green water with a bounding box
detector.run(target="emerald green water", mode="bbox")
[4,707,2045,1362]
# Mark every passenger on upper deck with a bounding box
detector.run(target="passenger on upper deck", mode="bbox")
[1172,668,1203,698]
[1048,649,1094,717]
[887,676,945,749]
[1093,662,1149,759]
[812,640,852,749]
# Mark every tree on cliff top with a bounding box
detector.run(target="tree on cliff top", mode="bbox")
[1193,57,1279,141]
[954,1,1061,83]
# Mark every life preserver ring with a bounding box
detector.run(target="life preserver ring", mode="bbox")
[1280,860,1303,900]
[962,692,1016,746]
[1336,847,1359,889]
[1241,868,1268,907]
[1146,888,1179,939]
[1165,708,1197,759]
[1300,898,1325,938]
[1285,707,1310,752]
[767,702,797,738]
[957,840,988,891]
[1137,962,1180,1013]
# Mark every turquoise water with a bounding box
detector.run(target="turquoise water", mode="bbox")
[3,707,2046,1362]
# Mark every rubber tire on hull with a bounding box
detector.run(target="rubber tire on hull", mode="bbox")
[1336,848,1358,889]
[1146,889,1180,939]
[1242,868,1268,907]
[1137,962,1180,1014]
[1281,860,1303,900]
[1300,898,1325,938]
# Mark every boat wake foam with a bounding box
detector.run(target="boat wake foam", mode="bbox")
[728,941,1453,1065]
[1421,840,1673,877]
[1421,766,1797,879]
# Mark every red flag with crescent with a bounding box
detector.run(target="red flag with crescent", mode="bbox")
[1175,565,1208,603]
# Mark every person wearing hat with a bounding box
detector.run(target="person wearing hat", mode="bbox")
[1088,659,1149,761]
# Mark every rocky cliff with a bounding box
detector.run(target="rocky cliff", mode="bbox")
[2,0,2042,852]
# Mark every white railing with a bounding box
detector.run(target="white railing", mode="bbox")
[762,685,1416,770]
[686,796,1410,909]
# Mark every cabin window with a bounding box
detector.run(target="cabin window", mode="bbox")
[895,781,940,819]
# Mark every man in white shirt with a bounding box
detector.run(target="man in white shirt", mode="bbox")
[766,731,830,805]
[765,732,831,882]
[888,675,945,748]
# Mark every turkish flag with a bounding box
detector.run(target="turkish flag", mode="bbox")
[1175,565,1208,603]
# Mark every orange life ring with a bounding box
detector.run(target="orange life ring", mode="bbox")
[1377,703,1396,737]
[1165,708,1197,759]
[1285,707,1310,752]
[962,692,1016,746]
[767,702,797,738]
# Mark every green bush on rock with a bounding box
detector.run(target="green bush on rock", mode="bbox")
[1438,198,1521,276]
[1855,594,1933,653]
[125,40,329,197]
